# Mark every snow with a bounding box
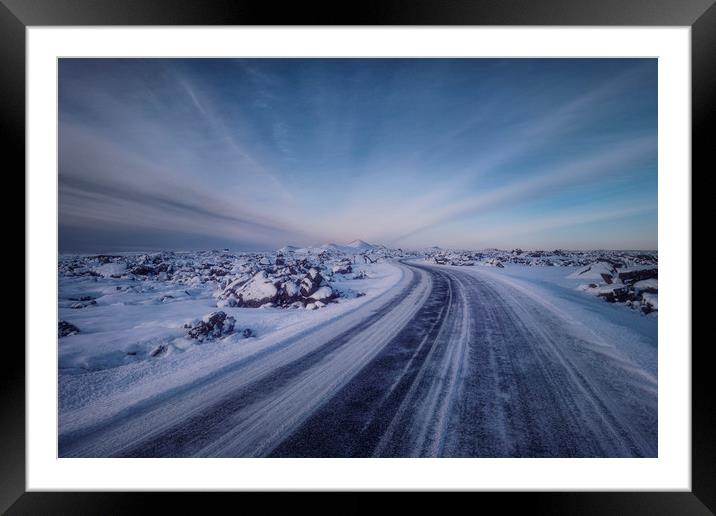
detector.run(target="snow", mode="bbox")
[567,261,617,281]
[641,292,658,311]
[634,278,658,292]
[93,262,127,278]
[346,239,376,250]
[238,271,278,303]
[310,286,333,301]
[284,281,300,297]
[291,240,383,255]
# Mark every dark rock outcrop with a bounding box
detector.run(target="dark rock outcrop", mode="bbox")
[618,268,658,285]
[58,320,79,337]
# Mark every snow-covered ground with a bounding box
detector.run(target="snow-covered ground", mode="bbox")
[58,249,403,431]
[58,245,658,457]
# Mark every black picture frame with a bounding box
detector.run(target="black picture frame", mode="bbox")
[4,0,710,513]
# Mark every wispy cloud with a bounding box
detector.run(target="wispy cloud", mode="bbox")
[464,202,656,245]
[59,122,316,247]
[58,58,657,251]
[390,135,656,244]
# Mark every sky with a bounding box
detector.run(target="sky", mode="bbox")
[58,58,657,252]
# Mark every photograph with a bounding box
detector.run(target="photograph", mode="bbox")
[57,57,658,459]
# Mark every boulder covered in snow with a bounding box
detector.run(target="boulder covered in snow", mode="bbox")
[618,268,657,285]
[235,271,279,308]
[185,311,236,342]
[307,285,334,303]
[58,320,79,337]
[641,292,658,314]
[568,261,618,283]
[214,261,338,309]
[150,344,168,357]
[216,273,254,306]
[576,272,657,315]
[484,258,504,268]
[70,299,97,309]
[595,284,633,303]
[633,278,658,294]
[300,268,325,298]
[332,260,353,275]
[130,264,156,276]
[94,262,127,278]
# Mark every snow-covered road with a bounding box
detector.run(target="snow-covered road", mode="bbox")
[59,260,657,458]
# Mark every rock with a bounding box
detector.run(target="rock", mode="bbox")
[633,278,658,295]
[597,284,633,303]
[186,311,236,341]
[332,264,352,274]
[242,328,254,338]
[94,262,128,278]
[58,320,79,337]
[130,264,156,276]
[235,271,279,307]
[150,344,168,357]
[217,273,253,302]
[308,285,333,302]
[332,260,353,274]
[217,295,239,308]
[618,268,657,285]
[70,300,97,309]
[272,280,300,306]
[68,295,94,302]
[568,261,618,281]
[300,269,325,298]
[641,293,658,314]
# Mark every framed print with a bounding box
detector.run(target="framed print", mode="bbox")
[5,0,711,513]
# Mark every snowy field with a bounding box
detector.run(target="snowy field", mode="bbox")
[58,245,658,457]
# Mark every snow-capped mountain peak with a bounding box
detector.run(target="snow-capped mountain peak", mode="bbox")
[346,239,375,250]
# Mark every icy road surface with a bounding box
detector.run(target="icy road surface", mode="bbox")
[59,260,657,458]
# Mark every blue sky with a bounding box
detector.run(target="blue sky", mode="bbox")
[58,58,657,252]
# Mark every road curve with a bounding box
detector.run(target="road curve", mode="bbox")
[59,260,657,458]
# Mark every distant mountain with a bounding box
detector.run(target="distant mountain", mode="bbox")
[345,239,376,250]
[284,240,383,254]
[319,243,341,250]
